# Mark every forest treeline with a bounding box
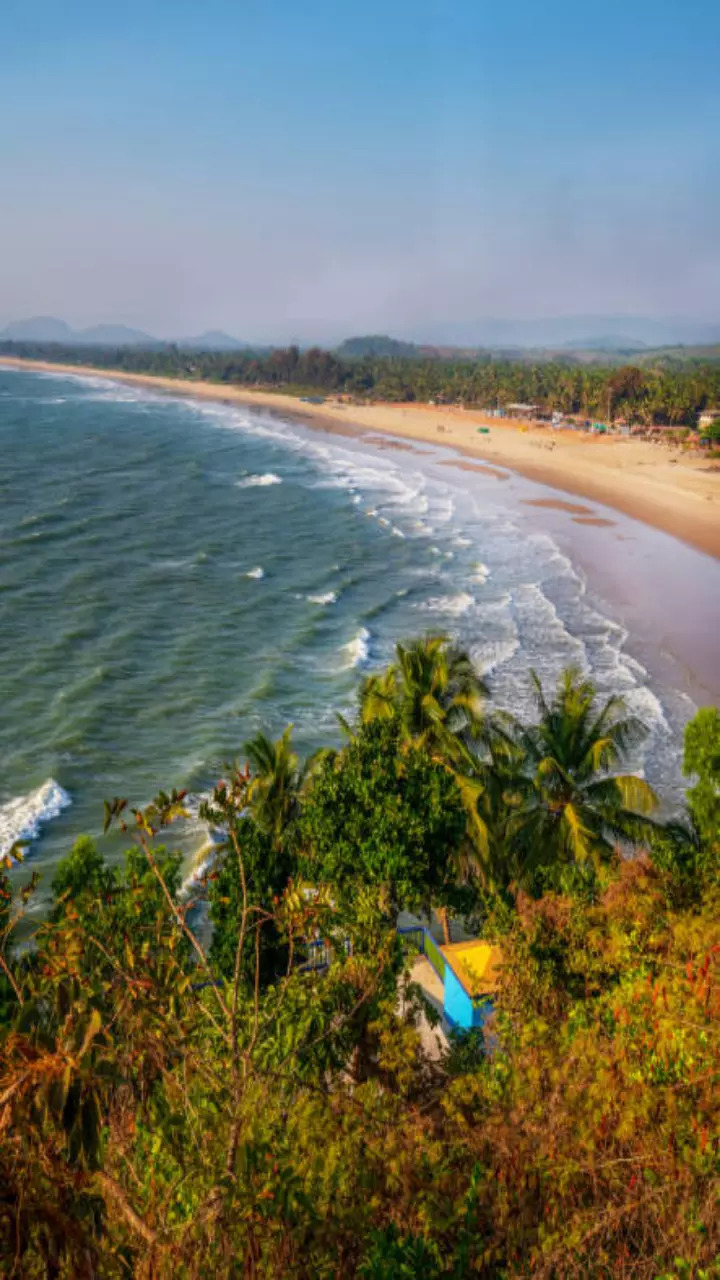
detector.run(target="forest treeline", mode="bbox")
[3,338,720,427]
[1,640,718,1277]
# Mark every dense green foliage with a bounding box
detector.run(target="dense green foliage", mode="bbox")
[4,338,720,426]
[1,643,718,1277]
[298,718,467,918]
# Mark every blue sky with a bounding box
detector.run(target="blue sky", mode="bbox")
[2,0,719,341]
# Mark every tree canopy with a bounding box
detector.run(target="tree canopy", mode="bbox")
[4,338,720,427]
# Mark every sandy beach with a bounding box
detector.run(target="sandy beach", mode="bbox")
[3,355,719,560]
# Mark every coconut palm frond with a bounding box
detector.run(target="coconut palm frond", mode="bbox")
[560,802,596,864]
[586,774,658,816]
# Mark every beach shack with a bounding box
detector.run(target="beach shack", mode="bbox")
[399,925,503,1031]
[440,939,503,1030]
[506,402,540,421]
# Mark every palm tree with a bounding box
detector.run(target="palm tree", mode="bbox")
[471,725,529,888]
[358,666,397,725]
[244,726,304,848]
[360,635,488,760]
[510,668,657,887]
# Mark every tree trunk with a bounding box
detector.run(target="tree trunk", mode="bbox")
[438,906,451,946]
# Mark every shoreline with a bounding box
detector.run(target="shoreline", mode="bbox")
[2,355,719,560]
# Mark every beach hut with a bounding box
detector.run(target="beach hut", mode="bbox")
[440,939,503,1030]
[506,402,540,420]
[398,925,503,1032]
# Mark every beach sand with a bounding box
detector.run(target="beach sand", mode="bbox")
[2,356,719,560]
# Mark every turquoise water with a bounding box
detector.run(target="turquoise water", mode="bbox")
[1,367,716,908]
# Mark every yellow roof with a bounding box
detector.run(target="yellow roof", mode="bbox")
[440,939,503,997]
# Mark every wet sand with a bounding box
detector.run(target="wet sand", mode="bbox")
[524,498,596,515]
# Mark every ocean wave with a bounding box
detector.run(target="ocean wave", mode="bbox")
[471,562,491,584]
[180,846,215,898]
[0,780,71,858]
[428,493,456,525]
[150,557,196,572]
[622,685,672,736]
[246,567,265,579]
[340,627,371,669]
[421,591,475,617]
[471,633,521,675]
[236,472,283,488]
[514,583,588,671]
[308,591,338,605]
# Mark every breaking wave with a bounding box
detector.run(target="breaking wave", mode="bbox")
[308,590,338,606]
[340,627,371,669]
[236,472,283,488]
[0,780,71,858]
[421,591,475,617]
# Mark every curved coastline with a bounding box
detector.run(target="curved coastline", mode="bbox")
[2,355,719,561]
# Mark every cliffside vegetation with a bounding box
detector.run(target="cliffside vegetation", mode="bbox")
[1,642,718,1277]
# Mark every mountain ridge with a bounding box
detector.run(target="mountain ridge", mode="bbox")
[0,317,249,350]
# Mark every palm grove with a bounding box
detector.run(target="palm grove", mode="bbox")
[1,639,718,1277]
[4,337,720,429]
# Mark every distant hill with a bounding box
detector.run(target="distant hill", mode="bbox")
[0,317,253,351]
[407,316,720,350]
[563,335,648,352]
[0,316,156,346]
[336,334,424,359]
[178,330,248,351]
[1,316,76,343]
[636,343,720,367]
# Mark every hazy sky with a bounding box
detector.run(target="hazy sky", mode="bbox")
[2,0,719,341]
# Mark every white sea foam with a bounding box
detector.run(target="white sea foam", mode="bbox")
[514,583,588,672]
[471,633,521,675]
[180,841,216,898]
[236,472,283,488]
[308,590,338,606]
[246,567,265,579]
[471,562,491,584]
[340,627,371,669]
[623,685,672,736]
[421,591,475,617]
[0,780,71,858]
[427,493,456,526]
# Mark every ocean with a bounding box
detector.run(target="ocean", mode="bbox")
[2,367,719,912]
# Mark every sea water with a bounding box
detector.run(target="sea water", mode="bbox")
[1,367,718,910]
